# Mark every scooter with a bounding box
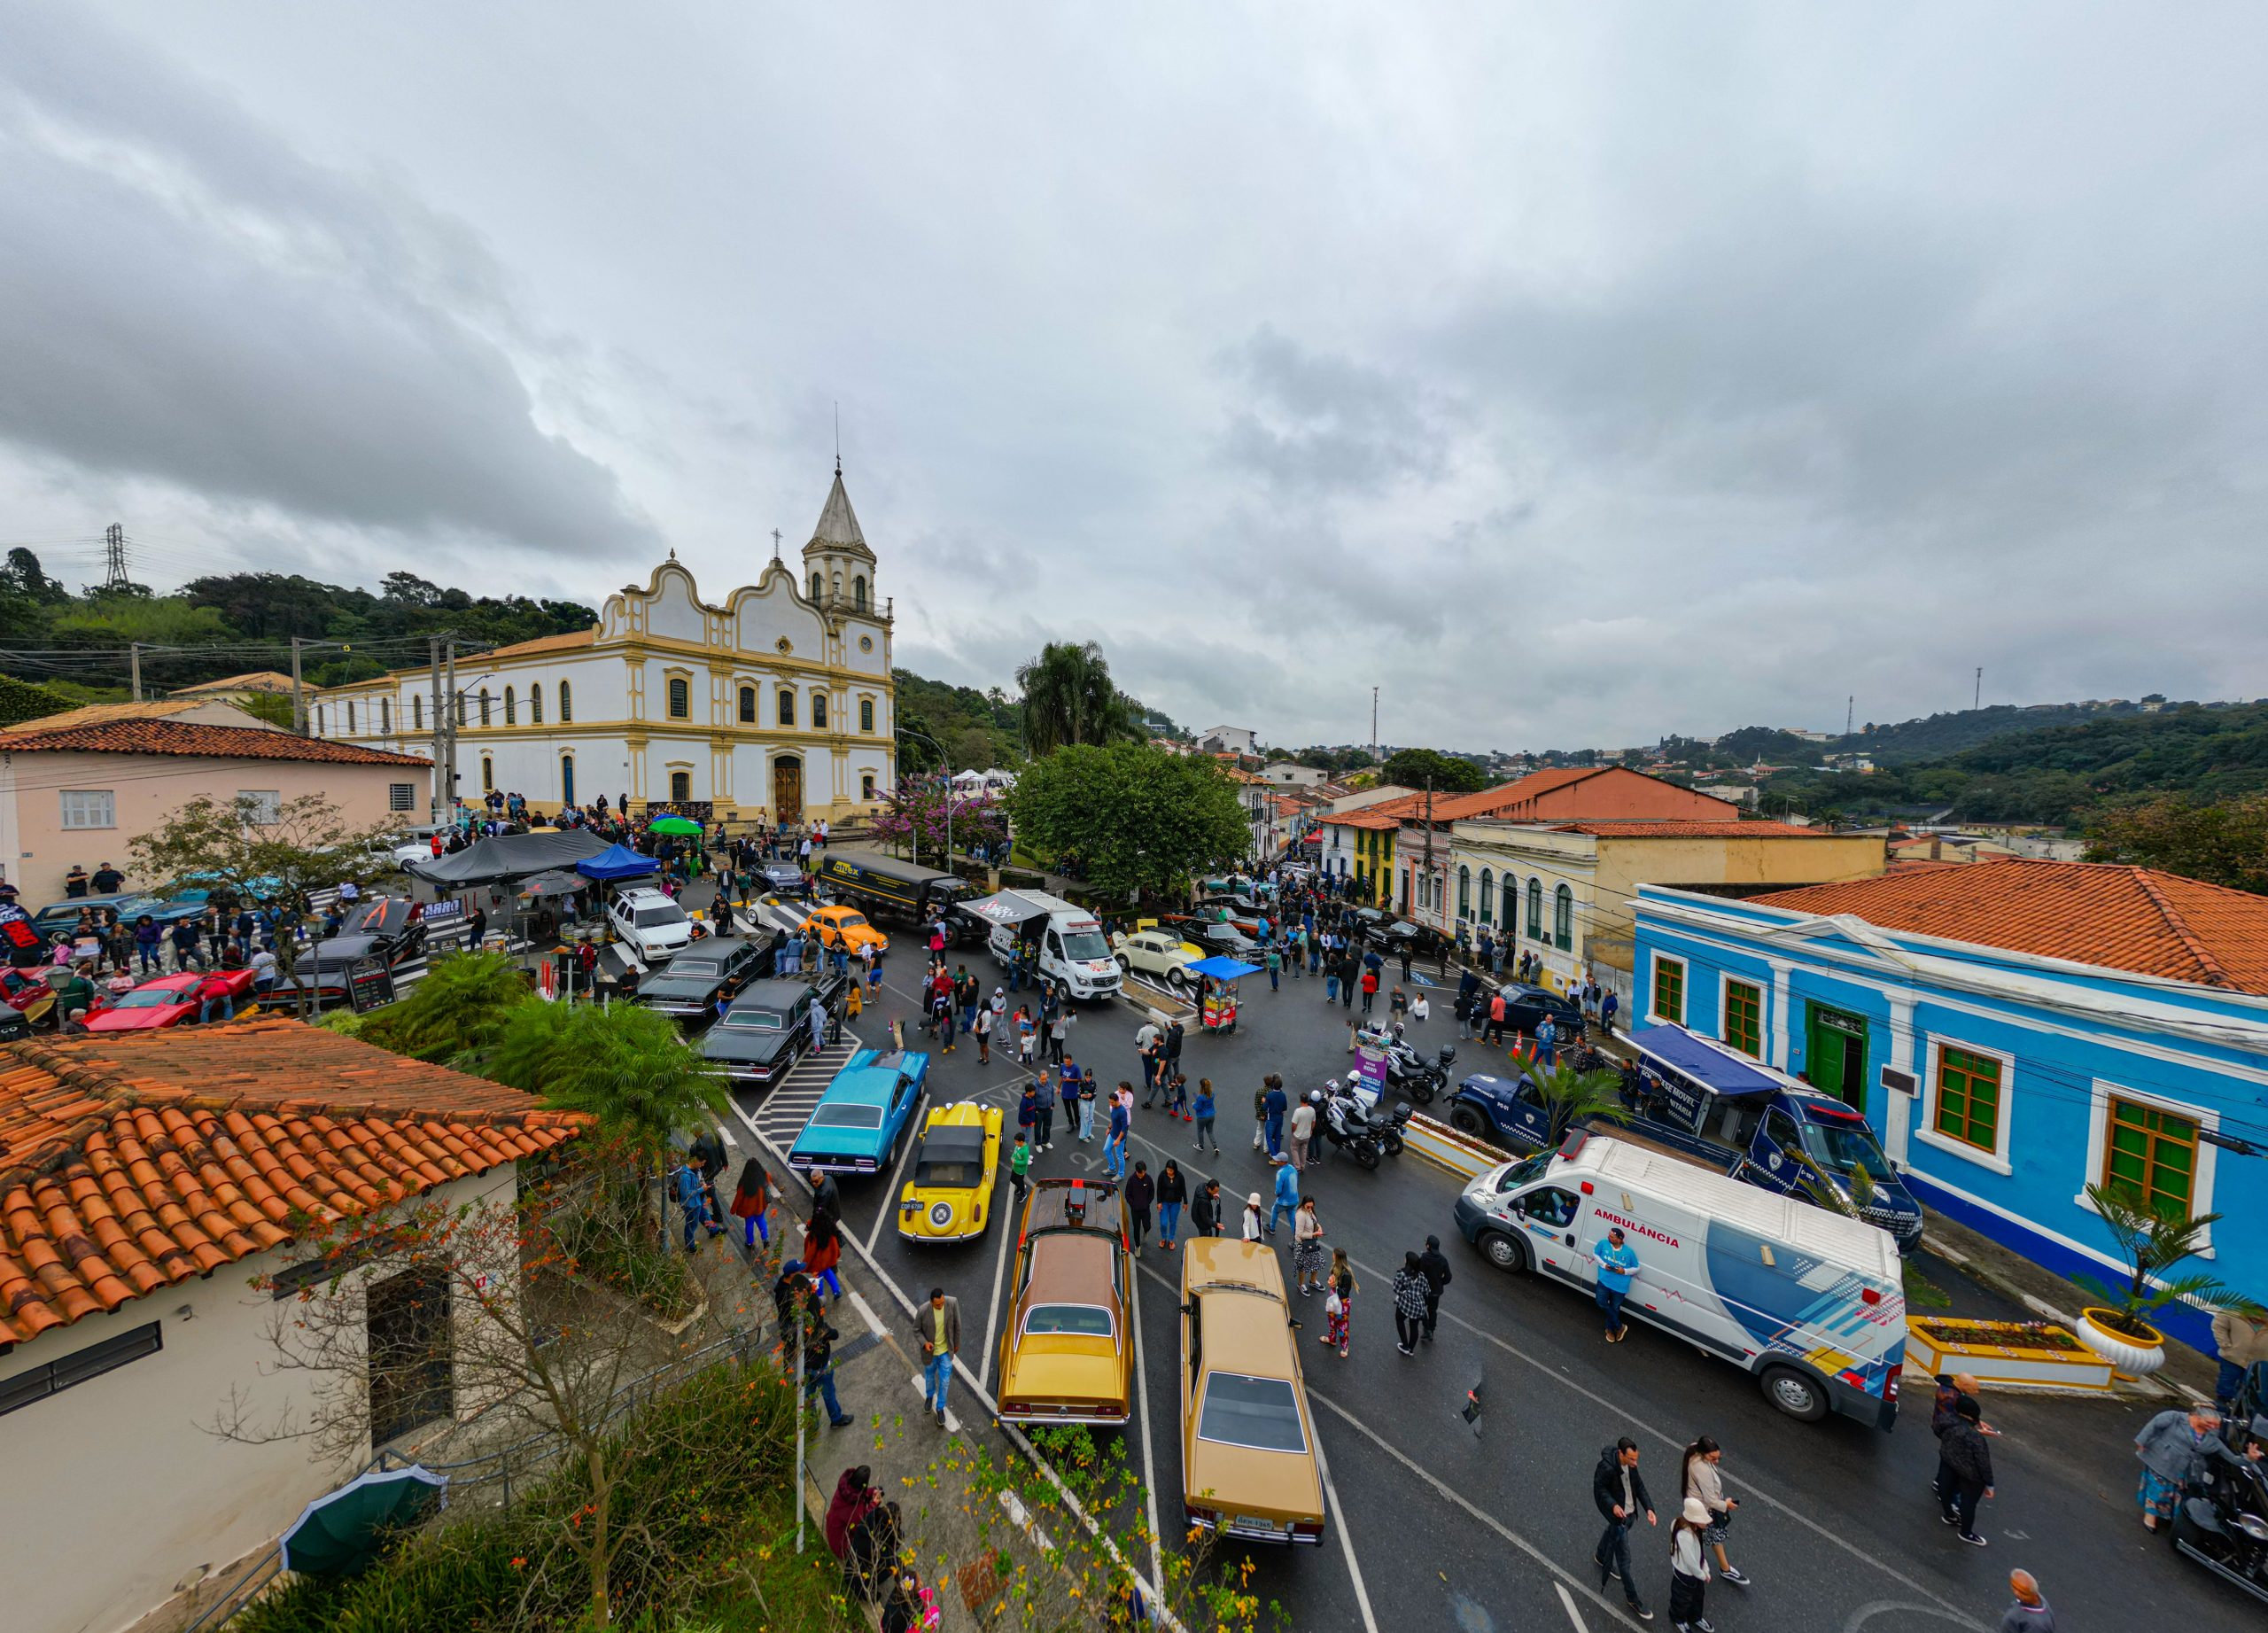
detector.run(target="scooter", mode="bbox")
[2172,1422,2268,1606]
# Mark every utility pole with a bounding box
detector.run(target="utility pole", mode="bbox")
[290,637,307,735]
[1845,695,1853,738]
[429,636,447,826]
[1974,667,1982,712]
[1421,778,1434,925]
[1371,686,1379,764]
[444,638,459,823]
[128,643,142,703]
[102,524,130,594]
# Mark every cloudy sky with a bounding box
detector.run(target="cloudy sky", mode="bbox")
[4,4,2264,750]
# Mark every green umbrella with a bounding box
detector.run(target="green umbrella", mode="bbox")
[649,816,703,836]
[279,1466,447,1576]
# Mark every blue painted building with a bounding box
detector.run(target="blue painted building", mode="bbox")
[1629,860,2268,1350]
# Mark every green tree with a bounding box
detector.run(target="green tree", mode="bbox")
[1015,640,1138,756]
[128,790,392,906]
[1525,1063,1631,1146]
[1006,740,1250,899]
[490,999,728,1155]
[2085,794,2268,894]
[1378,746,1488,794]
[357,948,532,1064]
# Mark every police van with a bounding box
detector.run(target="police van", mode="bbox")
[1453,1131,1907,1428]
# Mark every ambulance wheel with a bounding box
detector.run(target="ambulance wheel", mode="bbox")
[1449,1104,1486,1137]
[1760,1365,1828,1422]
[1479,1231,1528,1275]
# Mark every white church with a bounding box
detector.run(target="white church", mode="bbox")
[313,468,897,824]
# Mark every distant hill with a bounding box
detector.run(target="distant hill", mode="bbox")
[1847,702,2147,763]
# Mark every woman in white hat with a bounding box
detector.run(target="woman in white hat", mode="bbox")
[1241,1193,1264,1241]
[1669,1496,1714,1632]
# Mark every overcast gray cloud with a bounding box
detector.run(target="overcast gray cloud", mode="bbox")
[4,0,2265,750]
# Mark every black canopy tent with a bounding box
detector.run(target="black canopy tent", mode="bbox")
[407,829,612,888]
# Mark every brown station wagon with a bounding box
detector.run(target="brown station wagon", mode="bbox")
[996,1178,1135,1426]
[1177,1237,1325,1544]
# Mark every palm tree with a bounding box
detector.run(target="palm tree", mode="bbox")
[1527,1062,1631,1147]
[357,949,532,1067]
[490,999,728,1155]
[2075,1183,2261,1339]
[1017,640,1137,756]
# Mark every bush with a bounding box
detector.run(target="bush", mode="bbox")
[998,868,1045,890]
[238,1358,803,1633]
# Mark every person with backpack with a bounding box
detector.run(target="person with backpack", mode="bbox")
[729,1159,773,1250]
[1682,1436,1750,1588]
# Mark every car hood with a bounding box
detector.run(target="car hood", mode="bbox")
[641,976,719,1000]
[701,1028,794,1063]
[87,1007,186,1031]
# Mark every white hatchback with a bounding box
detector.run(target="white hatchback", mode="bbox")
[609,887,694,960]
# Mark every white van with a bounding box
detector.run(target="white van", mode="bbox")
[1452,1131,1907,1428]
[977,890,1122,1001]
[609,886,694,961]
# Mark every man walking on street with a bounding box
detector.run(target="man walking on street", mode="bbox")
[1418,1233,1452,1343]
[915,1287,960,1427]
[1266,1154,1299,1237]
[1137,1018,1162,1104]
[1192,1178,1223,1239]
[1592,1437,1657,1621]
[2000,1570,2054,1632]
[1288,1092,1317,1170]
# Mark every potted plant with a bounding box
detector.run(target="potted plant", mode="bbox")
[2070,1183,2260,1377]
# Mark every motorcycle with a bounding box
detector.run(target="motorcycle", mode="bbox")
[1316,1091,1385,1170]
[2172,1416,2268,1607]
[1360,1023,1455,1105]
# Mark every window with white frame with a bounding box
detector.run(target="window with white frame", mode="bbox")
[59,789,115,830]
[238,790,283,826]
[1915,1038,2016,1174]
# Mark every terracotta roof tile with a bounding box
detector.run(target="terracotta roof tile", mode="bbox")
[1544,820,1828,838]
[482,628,598,660]
[1748,859,2268,994]
[0,719,429,766]
[0,1018,585,1346]
[170,671,297,695]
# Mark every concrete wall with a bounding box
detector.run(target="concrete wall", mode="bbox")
[0,750,425,906]
[0,1168,509,1633]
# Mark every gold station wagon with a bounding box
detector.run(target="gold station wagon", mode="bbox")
[995,1178,1134,1427]
[1177,1237,1326,1545]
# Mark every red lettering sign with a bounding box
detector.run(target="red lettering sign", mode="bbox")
[1592,1207,1681,1250]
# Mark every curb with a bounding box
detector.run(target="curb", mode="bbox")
[1402,1111,1502,1181]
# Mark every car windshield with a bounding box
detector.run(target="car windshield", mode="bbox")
[810,1104,883,1130]
[1060,930,1110,960]
[113,989,182,1009]
[720,1007,785,1030]
[1024,1303,1113,1338]
[1800,1117,1895,1180]
[633,904,687,928]
[1197,1372,1308,1453]
[1495,1152,1552,1193]
[916,1159,977,1187]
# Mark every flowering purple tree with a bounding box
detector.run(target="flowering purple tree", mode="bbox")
[870,774,1009,867]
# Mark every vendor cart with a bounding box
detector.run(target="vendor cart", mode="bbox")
[1184,954,1260,1033]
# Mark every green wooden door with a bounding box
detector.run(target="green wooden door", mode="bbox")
[1806,1004,1869,1110]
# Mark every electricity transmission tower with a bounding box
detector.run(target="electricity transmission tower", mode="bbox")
[102,524,131,593]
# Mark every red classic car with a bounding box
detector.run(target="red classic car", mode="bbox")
[83,968,260,1032]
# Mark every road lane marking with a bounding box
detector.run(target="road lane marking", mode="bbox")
[1128,1255,1167,1594]
[1310,1404,1380,1633]
[1306,1388,1635,1625]
[848,1289,886,1338]
[866,1091,927,1252]
[1554,1582,1586,1631]
[978,1183,1016,1394]
[1114,1119,1985,1630]
[908,1372,962,1434]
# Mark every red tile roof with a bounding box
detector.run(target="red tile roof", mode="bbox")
[1323,811,1399,830]
[0,1019,584,1347]
[1545,820,1829,838]
[0,719,429,766]
[1749,859,2268,994]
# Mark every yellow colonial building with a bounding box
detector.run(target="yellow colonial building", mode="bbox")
[312,469,897,823]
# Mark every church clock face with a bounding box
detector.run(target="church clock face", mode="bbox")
[777,637,793,654]
[858,635,874,652]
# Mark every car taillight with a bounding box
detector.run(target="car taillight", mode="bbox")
[1184,1503,1216,1528]
[1884,1361,1902,1400]
[1290,1520,1324,1541]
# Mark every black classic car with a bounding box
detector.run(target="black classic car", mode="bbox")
[698,972,850,1091]
[636,934,773,1025]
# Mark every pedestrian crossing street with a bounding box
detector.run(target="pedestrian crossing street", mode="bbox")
[742,1029,868,1154]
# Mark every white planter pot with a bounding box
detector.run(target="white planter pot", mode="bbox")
[2073,1308,2167,1378]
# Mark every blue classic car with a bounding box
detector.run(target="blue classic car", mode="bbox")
[788,1048,930,1176]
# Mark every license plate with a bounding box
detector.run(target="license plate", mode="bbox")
[1231,1514,1285,1536]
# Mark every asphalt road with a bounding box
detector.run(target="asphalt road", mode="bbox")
[695,902,2256,1633]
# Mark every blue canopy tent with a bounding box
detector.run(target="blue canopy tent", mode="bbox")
[1184,956,1262,983]
[1629,1022,1787,1098]
[574,843,660,883]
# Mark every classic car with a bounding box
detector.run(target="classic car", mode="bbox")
[788,1048,928,1176]
[30,893,164,940]
[636,934,773,1024]
[83,968,260,1032]
[755,859,810,898]
[798,903,889,958]
[896,1100,1004,1242]
[276,934,395,1010]
[698,974,849,1090]
[1157,916,1260,959]
[996,1178,1135,1427]
[609,886,695,961]
[1110,928,1208,990]
[340,897,429,967]
[1489,982,1586,1038]
[1178,1237,1325,1544]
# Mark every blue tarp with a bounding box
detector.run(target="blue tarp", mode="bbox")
[575,844,660,883]
[1185,955,1262,981]
[1630,1022,1784,1098]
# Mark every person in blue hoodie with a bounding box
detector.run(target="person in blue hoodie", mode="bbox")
[1267,1154,1301,1238]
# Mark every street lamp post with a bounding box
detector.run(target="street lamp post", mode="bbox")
[897,727,953,869]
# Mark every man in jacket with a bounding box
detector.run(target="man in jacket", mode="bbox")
[1418,1233,1454,1343]
[1938,1397,1994,1545]
[915,1287,961,1427]
[1191,1178,1223,1239]
[1930,1372,1991,1507]
[803,1314,856,1428]
[2212,1307,2267,1414]
[1591,1438,1656,1621]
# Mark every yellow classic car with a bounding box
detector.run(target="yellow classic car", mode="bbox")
[800,903,889,957]
[897,1101,1004,1243]
[1178,1237,1326,1545]
[996,1178,1134,1427]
